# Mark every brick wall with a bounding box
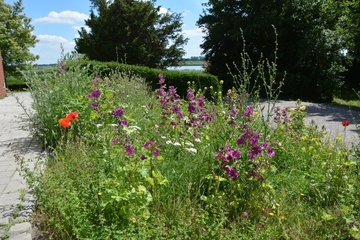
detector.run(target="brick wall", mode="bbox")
[0,50,6,98]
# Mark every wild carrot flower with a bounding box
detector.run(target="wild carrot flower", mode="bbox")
[59,118,71,128]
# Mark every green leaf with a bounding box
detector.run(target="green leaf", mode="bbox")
[321,212,334,221]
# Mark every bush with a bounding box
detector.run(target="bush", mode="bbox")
[66,59,220,99]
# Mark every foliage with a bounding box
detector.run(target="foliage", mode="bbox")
[75,0,188,69]
[17,53,360,239]
[65,59,220,100]
[197,0,354,102]
[0,0,38,77]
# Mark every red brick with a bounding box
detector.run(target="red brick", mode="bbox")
[0,49,6,98]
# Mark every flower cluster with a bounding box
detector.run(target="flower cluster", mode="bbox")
[58,111,79,128]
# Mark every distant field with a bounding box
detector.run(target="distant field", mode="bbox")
[180,61,204,66]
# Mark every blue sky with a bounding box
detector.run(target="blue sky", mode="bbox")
[4,0,205,64]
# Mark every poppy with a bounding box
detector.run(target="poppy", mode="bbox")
[66,111,79,121]
[342,120,350,127]
[59,118,71,128]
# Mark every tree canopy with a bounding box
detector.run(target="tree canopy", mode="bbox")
[0,0,38,76]
[75,0,188,68]
[197,0,356,102]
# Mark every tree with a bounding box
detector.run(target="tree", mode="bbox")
[75,0,188,68]
[0,0,38,76]
[197,0,353,102]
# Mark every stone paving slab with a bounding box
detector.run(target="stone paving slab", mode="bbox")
[0,92,38,240]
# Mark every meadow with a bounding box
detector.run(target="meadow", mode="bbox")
[14,59,360,239]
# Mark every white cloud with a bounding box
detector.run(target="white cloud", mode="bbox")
[36,34,75,51]
[34,11,88,24]
[183,28,203,37]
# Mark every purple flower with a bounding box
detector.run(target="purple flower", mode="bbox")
[261,142,270,149]
[93,77,102,82]
[350,222,355,228]
[143,140,153,149]
[91,102,99,108]
[86,89,101,99]
[244,106,254,118]
[228,149,241,159]
[125,145,134,155]
[112,108,125,118]
[111,137,120,146]
[236,135,247,145]
[250,145,262,160]
[153,148,160,157]
[249,134,259,146]
[267,147,275,157]
[186,89,195,100]
[188,100,197,113]
[225,166,239,179]
[119,120,128,127]
[228,120,237,126]
[140,154,146,160]
[230,108,237,117]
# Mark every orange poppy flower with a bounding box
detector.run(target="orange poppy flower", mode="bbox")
[342,120,350,127]
[66,111,79,121]
[59,118,71,128]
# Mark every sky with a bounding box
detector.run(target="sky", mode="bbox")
[4,0,206,64]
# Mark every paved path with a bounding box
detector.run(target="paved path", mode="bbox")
[270,100,360,147]
[0,92,39,240]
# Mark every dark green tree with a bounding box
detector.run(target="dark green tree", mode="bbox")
[0,0,38,76]
[197,0,353,102]
[75,0,188,68]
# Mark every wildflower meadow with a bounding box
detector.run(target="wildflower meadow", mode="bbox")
[17,57,360,239]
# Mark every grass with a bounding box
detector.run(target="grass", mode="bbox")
[15,60,360,239]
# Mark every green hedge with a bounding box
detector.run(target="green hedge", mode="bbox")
[66,60,220,99]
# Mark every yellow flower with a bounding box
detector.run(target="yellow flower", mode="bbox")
[187,81,191,85]
[299,105,306,111]
[98,192,102,196]
[253,111,259,117]
[210,86,213,89]
[290,108,296,112]
[219,80,224,85]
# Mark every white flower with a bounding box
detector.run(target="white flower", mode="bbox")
[185,142,194,147]
[166,140,173,145]
[96,124,103,128]
[173,142,181,146]
[161,136,166,139]
[185,148,197,154]
[194,138,201,143]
